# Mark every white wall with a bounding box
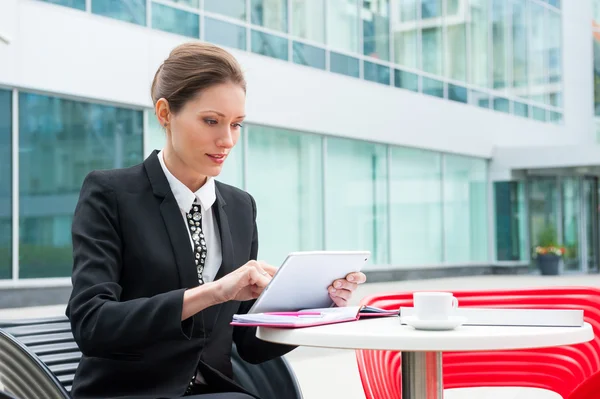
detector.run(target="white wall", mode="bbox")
[0,0,584,160]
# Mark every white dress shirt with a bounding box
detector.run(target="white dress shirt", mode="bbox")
[157,150,222,283]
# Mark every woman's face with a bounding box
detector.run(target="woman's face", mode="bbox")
[161,82,246,180]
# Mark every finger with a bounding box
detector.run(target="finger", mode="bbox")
[257,261,278,277]
[329,285,352,301]
[346,272,367,284]
[247,266,271,288]
[332,279,358,292]
[330,292,348,307]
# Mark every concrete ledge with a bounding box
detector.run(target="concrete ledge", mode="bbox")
[0,286,72,309]
[364,264,531,283]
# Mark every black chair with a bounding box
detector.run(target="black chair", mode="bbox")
[0,316,303,399]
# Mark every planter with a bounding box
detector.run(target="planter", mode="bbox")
[536,254,561,276]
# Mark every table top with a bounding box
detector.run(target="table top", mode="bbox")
[256,317,594,352]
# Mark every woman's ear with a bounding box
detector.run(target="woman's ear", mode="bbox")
[155,98,171,128]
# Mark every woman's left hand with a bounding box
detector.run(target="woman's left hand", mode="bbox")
[328,272,367,307]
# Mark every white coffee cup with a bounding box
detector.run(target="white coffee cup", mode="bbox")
[413,292,458,321]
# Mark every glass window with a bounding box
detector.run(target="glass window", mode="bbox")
[204,0,245,20]
[394,69,419,92]
[421,0,441,18]
[594,30,600,116]
[330,52,360,78]
[493,97,510,113]
[251,0,288,33]
[422,76,444,98]
[327,0,359,53]
[443,155,488,263]
[513,101,529,117]
[448,84,467,103]
[165,0,199,7]
[394,1,418,69]
[0,90,11,279]
[291,0,325,43]
[293,42,326,70]
[529,2,546,96]
[532,106,546,122]
[529,178,559,262]
[446,14,467,82]
[549,111,562,124]
[363,0,390,60]
[546,10,562,105]
[18,93,143,278]
[144,110,165,158]
[325,137,388,265]
[251,30,288,61]
[511,0,528,97]
[390,147,442,265]
[469,0,489,88]
[491,0,508,90]
[205,18,247,51]
[40,0,86,10]
[422,27,443,76]
[151,3,199,38]
[494,181,528,261]
[364,61,390,85]
[469,90,490,108]
[246,125,322,266]
[92,0,146,26]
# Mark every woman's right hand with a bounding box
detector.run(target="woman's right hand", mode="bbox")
[214,260,276,303]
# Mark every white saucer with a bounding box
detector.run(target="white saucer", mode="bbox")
[402,315,467,331]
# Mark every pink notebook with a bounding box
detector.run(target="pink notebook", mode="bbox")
[230,305,397,328]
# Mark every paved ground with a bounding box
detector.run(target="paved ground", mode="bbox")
[1,274,598,398]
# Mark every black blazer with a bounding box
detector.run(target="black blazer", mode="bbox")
[66,150,294,399]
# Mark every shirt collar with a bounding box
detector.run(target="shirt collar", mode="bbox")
[157,150,216,213]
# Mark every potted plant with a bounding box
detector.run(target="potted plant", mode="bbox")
[533,224,565,276]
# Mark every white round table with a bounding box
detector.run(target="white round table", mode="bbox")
[256,317,594,399]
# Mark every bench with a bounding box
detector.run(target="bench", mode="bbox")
[0,316,303,399]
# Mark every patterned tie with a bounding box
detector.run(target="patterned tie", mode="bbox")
[186,202,207,285]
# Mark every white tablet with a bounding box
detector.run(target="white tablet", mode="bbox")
[248,250,370,314]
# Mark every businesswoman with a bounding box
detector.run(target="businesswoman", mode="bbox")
[66,42,366,399]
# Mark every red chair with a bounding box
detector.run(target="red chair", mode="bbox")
[568,369,600,399]
[356,287,600,399]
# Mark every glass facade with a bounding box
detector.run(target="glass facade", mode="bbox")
[494,181,528,261]
[17,93,143,278]
[0,90,11,279]
[40,0,563,123]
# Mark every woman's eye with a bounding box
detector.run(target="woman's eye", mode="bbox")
[232,123,243,129]
[204,119,218,125]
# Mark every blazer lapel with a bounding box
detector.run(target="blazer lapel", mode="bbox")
[144,150,199,289]
[214,184,234,281]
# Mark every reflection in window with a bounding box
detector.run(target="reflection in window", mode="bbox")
[327,0,359,53]
[205,18,247,51]
[247,126,322,266]
[390,147,442,264]
[92,0,146,26]
[395,0,418,68]
[469,0,489,88]
[493,97,510,113]
[204,0,245,20]
[364,62,390,85]
[443,155,488,263]
[595,29,600,116]
[293,42,326,70]
[491,0,508,90]
[446,22,467,82]
[251,30,288,61]
[469,90,490,108]
[422,77,444,98]
[251,0,288,32]
[40,0,86,10]
[546,10,562,105]
[448,84,467,103]
[511,0,528,96]
[166,0,199,7]
[18,92,143,278]
[330,52,360,78]
[421,0,441,18]
[325,138,388,265]
[513,102,529,118]
[0,90,11,279]
[363,0,389,60]
[151,3,199,38]
[529,2,546,94]
[422,28,443,76]
[532,107,546,122]
[291,0,325,43]
[494,181,528,261]
[395,69,419,92]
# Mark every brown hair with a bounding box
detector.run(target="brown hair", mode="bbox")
[151,42,246,114]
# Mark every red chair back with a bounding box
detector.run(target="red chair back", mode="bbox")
[356,287,600,399]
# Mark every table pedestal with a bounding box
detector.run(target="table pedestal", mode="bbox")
[401,351,443,399]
